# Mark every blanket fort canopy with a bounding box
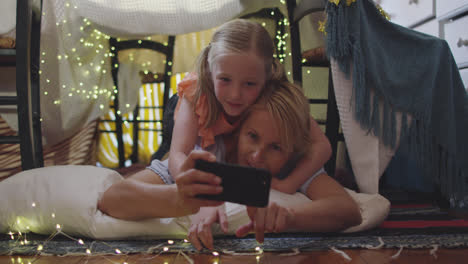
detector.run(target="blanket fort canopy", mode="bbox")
[0,0,287,146]
[325,0,468,210]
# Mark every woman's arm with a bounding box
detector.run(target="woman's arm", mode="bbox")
[237,173,361,243]
[288,173,362,231]
[271,116,332,194]
[168,97,200,179]
[98,170,185,220]
[98,151,223,220]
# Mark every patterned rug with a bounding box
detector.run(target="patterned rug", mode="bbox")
[2,204,468,256]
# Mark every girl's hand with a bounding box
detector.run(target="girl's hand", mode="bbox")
[235,202,293,243]
[188,205,228,250]
[175,150,224,214]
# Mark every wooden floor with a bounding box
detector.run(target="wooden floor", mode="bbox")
[1,248,468,264]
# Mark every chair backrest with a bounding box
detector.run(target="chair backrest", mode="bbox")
[101,36,176,167]
[0,0,44,170]
[286,0,343,176]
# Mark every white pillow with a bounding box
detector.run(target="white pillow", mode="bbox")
[0,165,389,239]
[0,165,189,239]
[0,0,16,35]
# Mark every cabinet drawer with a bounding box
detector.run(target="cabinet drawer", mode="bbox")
[379,0,435,28]
[436,1,468,19]
[460,68,468,92]
[444,14,468,67]
[413,18,439,37]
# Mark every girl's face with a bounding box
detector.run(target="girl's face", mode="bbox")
[236,109,291,176]
[211,52,266,121]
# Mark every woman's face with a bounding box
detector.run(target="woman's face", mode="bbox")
[236,109,292,176]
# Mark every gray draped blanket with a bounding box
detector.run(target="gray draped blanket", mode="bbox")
[325,0,468,210]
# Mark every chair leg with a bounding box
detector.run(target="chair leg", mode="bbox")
[325,68,340,176]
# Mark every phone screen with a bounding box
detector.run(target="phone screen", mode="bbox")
[195,160,271,207]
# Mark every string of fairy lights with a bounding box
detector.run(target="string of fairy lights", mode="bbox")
[5,208,265,263]
[2,0,329,262]
[38,0,297,123]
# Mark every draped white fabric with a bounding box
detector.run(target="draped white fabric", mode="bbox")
[0,0,16,35]
[0,0,284,146]
[331,60,411,194]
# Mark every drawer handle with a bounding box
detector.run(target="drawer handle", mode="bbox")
[409,0,418,4]
[457,38,468,47]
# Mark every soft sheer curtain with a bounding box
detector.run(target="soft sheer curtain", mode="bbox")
[1,0,283,146]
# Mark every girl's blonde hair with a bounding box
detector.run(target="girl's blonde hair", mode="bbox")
[194,19,286,129]
[250,81,312,158]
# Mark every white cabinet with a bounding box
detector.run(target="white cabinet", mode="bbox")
[460,68,468,91]
[436,0,468,19]
[378,0,435,28]
[439,4,468,69]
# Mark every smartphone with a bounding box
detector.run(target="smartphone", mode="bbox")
[194,159,271,207]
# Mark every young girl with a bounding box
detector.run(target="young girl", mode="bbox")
[188,80,361,250]
[169,18,331,195]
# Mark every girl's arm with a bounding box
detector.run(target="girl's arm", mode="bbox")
[98,151,223,220]
[271,116,332,194]
[168,96,200,179]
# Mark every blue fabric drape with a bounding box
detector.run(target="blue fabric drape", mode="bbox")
[325,0,468,210]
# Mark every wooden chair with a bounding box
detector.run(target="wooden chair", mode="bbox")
[286,0,344,176]
[0,0,44,170]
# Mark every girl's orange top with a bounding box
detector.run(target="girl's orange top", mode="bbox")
[174,72,239,148]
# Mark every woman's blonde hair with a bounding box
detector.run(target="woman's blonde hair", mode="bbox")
[250,81,312,158]
[194,19,286,129]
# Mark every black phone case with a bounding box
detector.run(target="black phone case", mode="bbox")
[194,159,271,207]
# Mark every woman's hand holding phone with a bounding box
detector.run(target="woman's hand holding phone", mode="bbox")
[175,150,224,214]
